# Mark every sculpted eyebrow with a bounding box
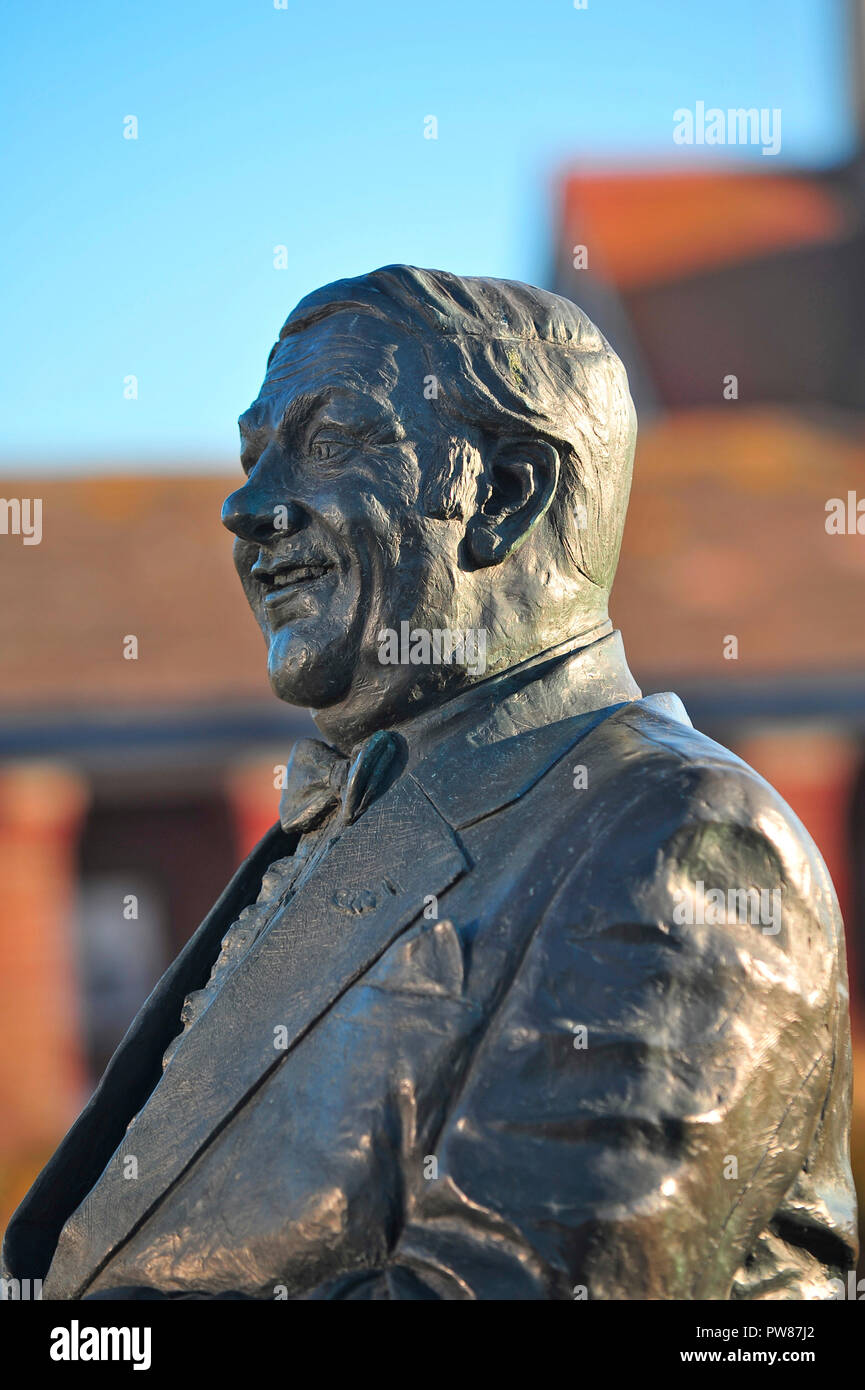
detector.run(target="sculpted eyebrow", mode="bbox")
[280,389,388,441]
[238,391,325,474]
[276,390,328,442]
[239,389,386,474]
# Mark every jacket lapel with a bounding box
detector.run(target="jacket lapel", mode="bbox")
[50,773,467,1297]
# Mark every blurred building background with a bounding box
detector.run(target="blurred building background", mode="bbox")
[2,0,864,1277]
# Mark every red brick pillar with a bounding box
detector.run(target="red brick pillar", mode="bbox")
[0,763,88,1226]
[733,728,858,947]
[224,757,282,860]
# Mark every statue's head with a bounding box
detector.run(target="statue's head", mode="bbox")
[223,265,636,749]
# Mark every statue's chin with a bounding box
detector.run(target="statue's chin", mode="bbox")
[268,665,332,710]
[266,637,354,712]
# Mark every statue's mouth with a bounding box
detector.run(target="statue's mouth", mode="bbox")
[252,558,334,607]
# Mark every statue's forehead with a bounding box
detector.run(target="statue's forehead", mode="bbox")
[259,311,411,399]
[241,314,413,436]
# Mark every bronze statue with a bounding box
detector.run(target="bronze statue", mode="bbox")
[3,267,857,1299]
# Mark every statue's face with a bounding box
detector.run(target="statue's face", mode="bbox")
[223,313,467,741]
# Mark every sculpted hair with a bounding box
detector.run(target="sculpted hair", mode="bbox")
[270,265,637,592]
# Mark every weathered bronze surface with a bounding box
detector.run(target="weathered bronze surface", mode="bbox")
[3,267,857,1299]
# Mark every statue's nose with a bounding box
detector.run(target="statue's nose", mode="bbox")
[221,486,303,544]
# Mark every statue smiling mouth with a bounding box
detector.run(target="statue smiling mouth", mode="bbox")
[252,558,335,596]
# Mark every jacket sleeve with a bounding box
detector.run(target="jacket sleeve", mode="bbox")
[368,756,848,1299]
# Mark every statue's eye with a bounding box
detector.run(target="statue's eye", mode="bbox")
[309,434,346,463]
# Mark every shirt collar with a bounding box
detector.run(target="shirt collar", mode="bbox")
[391,625,641,771]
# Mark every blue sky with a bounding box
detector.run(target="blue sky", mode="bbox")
[0,0,853,471]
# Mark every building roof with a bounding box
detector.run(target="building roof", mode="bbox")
[559,168,846,290]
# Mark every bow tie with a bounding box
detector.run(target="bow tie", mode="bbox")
[278,729,400,834]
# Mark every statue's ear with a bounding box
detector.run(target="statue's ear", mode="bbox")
[465,438,560,567]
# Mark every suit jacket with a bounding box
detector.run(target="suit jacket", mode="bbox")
[2,632,857,1299]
